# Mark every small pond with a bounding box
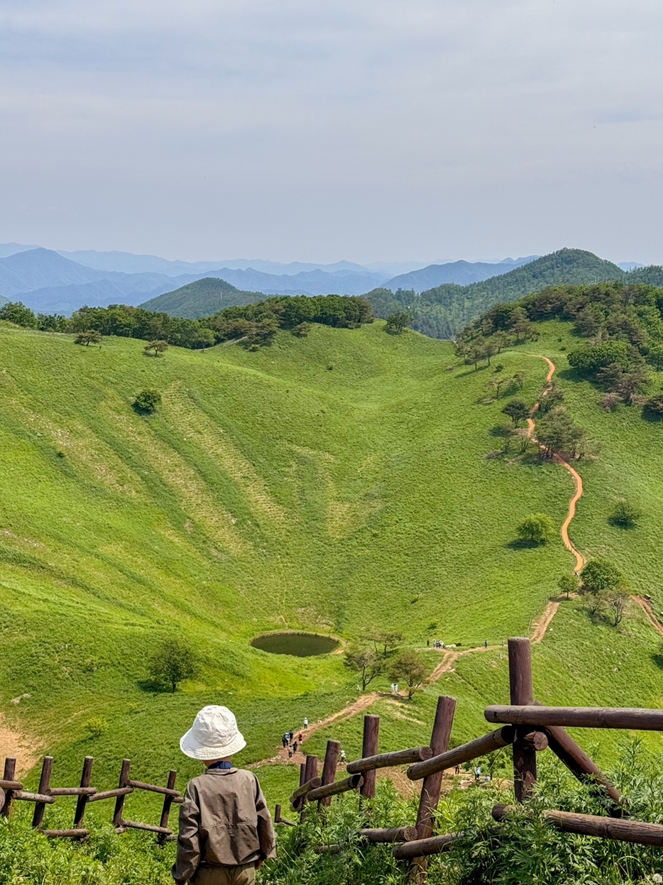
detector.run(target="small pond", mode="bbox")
[251,632,339,657]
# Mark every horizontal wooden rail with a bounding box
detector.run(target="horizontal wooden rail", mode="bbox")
[88,787,133,803]
[306,774,364,802]
[128,779,180,797]
[346,746,432,774]
[42,828,90,839]
[486,705,663,731]
[120,819,173,836]
[290,776,322,808]
[408,727,515,780]
[393,833,460,859]
[493,805,663,846]
[48,787,97,797]
[0,779,23,791]
[360,826,418,843]
[14,791,55,804]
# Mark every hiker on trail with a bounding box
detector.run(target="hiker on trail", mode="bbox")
[288,730,294,744]
[172,705,276,885]
[293,741,298,753]
[298,732,303,743]
[281,734,288,750]
[340,750,346,763]
[474,765,481,783]
[454,765,460,776]
[303,717,308,728]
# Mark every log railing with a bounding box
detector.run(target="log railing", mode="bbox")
[0,755,183,842]
[277,636,663,883]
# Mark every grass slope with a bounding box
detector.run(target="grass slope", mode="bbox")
[1,318,663,814]
[139,277,263,318]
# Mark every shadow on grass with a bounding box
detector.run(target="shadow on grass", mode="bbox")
[505,539,546,550]
[137,679,174,694]
[651,654,663,671]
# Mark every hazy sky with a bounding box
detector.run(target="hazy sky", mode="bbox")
[1,0,663,264]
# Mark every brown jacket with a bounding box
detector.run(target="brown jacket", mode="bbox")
[172,768,276,884]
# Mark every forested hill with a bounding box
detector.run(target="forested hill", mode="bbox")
[364,249,663,339]
[139,277,264,318]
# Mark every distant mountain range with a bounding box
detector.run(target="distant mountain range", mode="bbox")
[0,242,653,318]
[365,248,663,339]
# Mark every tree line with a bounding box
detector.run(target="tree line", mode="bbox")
[0,294,373,350]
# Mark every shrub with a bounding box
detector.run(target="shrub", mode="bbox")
[75,330,102,346]
[291,322,311,337]
[148,637,197,692]
[132,389,161,414]
[567,340,629,375]
[143,340,169,356]
[581,558,624,595]
[516,513,555,545]
[644,392,663,419]
[609,499,641,528]
[85,717,108,738]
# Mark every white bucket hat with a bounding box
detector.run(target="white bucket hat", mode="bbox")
[180,705,247,760]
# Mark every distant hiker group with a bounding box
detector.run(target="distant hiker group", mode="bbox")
[281,718,309,758]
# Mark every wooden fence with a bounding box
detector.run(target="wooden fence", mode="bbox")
[0,755,182,841]
[279,636,663,883]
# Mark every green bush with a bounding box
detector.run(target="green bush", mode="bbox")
[516,513,555,545]
[132,389,162,415]
[85,717,109,738]
[609,499,641,528]
[581,558,624,595]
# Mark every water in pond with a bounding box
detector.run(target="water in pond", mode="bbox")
[251,632,339,657]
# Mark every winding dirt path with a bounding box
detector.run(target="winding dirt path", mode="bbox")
[526,355,586,573]
[632,596,663,638]
[252,355,588,769]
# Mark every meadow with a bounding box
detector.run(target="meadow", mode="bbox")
[1,315,663,823]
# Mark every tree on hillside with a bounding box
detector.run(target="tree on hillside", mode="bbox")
[344,643,384,691]
[644,392,663,419]
[75,330,102,346]
[390,650,427,700]
[604,588,629,626]
[581,559,624,595]
[149,637,197,692]
[144,339,169,356]
[133,389,162,414]
[538,382,564,414]
[291,322,311,337]
[609,499,641,528]
[502,398,530,426]
[361,629,404,659]
[385,312,412,335]
[516,513,555,545]
[559,573,580,599]
[597,361,649,405]
[536,406,587,459]
[0,301,38,328]
[493,331,512,353]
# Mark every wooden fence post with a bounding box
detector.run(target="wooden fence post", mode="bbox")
[1,758,17,819]
[32,757,54,829]
[360,715,380,800]
[113,759,131,829]
[300,755,318,820]
[158,770,178,842]
[410,696,456,884]
[508,638,536,802]
[320,740,341,808]
[73,756,94,830]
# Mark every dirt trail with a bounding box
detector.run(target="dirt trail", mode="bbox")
[526,355,586,573]
[254,354,592,770]
[0,714,39,774]
[632,596,663,637]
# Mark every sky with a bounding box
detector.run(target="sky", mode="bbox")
[1,0,663,264]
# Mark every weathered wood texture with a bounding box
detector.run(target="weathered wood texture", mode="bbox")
[319,740,341,808]
[274,804,297,827]
[395,833,460,859]
[407,728,515,781]
[32,757,53,828]
[306,774,364,802]
[349,746,432,775]
[544,723,622,807]
[360,715,380,799]
[486,705,663,730]
[290,776,323,808]
[410,696,456,883]
[360,826,418,843]
[508,639,536,802]
[493,805,663,846]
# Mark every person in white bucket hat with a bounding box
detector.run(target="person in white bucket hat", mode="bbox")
[172,706,276,885]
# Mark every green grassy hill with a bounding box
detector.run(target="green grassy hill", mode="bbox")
[2,316,663,815]
[139,276,264,318]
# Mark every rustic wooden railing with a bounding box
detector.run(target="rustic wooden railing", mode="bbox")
[279,636,662,884]
[0,755,182,842]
